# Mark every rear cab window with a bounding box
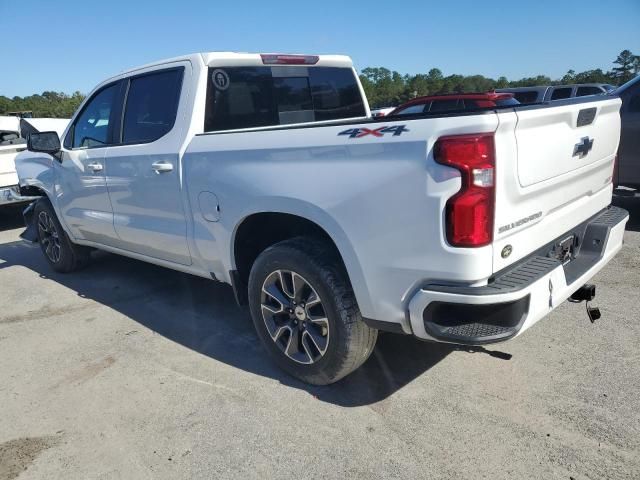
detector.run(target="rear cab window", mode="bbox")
[204,66,366,132]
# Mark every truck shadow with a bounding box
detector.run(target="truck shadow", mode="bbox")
[613,194,640,232]
[0,237,454,407]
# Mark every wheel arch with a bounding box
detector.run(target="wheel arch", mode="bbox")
[230,207,373,315]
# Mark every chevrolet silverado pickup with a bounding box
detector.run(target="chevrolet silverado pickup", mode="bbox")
[16,52,628,384]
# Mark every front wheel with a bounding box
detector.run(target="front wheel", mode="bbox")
[34,199,90,273]
[248,237,377,385]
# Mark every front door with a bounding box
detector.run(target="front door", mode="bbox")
[55,82,121,245]
[104,66,192,266]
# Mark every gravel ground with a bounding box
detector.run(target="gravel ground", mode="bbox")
[0,197,639,480]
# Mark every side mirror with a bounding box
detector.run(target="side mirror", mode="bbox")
[27,131,61,155]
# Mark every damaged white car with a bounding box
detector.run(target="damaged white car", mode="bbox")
[0,116,69,208]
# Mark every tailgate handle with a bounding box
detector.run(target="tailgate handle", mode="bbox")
[577,107,596,127]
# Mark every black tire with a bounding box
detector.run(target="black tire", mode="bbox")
[34,199,90,273]
[248,237,377,385]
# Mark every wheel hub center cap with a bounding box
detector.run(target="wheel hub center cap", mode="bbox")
[294,305,306,321]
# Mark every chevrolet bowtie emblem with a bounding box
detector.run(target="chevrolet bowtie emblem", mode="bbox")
[573,137,594,157]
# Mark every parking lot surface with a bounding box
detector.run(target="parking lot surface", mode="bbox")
[1,197,639,480]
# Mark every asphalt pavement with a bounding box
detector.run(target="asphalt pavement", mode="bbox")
[1,198,638,479]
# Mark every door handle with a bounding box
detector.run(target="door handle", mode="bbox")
[151,161,174,174]
[87,162,103,172]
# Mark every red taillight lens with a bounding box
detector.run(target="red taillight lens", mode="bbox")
[260,54,319,65]
[434,134,495,247]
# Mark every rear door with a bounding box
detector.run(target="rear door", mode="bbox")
[492,97,622,272]
[104,64,192,265]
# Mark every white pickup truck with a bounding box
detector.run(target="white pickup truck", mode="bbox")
[17,52,628,384]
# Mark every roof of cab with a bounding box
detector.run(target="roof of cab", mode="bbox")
[201,52,353,68]
[113,52,353,78]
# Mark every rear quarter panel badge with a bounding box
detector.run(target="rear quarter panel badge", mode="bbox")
[338,125,409,138]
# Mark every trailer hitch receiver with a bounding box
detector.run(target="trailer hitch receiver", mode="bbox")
[570,284,601,323]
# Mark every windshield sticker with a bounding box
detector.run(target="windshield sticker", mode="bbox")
[211,69,230,91]
[338,125,409,139]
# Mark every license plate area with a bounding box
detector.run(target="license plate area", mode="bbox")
[548,235,577,265]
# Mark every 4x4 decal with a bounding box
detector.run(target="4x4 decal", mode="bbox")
[338,125,409,139]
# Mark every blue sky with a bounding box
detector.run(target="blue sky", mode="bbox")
[1,0,638,97]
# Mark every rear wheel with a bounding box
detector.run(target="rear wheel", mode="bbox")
[34,199,90,273]
[248,237,377,385]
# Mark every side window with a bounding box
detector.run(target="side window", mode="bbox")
[429,99,460,112]
[69,84,118,149]
[394,104,427,115]
[550,87,572,100]
[204,66,366,132]
[122,69,183,144]
[576,86,603,97]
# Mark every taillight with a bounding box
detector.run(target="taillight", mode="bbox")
[260,54,319,65]
[434,133,495,247]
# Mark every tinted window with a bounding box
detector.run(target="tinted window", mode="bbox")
[274,76,315,124]
[429,99,460,112]
[394,104,427,115]
[576,86,603,97]
[513,91,540,104]
[204,66,365,132]
[122,69,183,143]
[628,94,640,113]
[309,67,366,121]
[550,88,572,100]
[71,84,118,148]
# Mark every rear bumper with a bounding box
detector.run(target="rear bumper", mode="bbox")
[408,206,629,345]
[0,185,40,206]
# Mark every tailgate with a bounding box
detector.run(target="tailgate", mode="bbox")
[515,98,620,186]
[492,96,622,273]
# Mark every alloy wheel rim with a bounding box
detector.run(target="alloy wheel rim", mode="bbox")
[38,211,61,263]
[260,270,329,365]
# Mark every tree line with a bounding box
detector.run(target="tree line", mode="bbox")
[0,90,85,119]
[361,49,639,108]
[1,50,638,117]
